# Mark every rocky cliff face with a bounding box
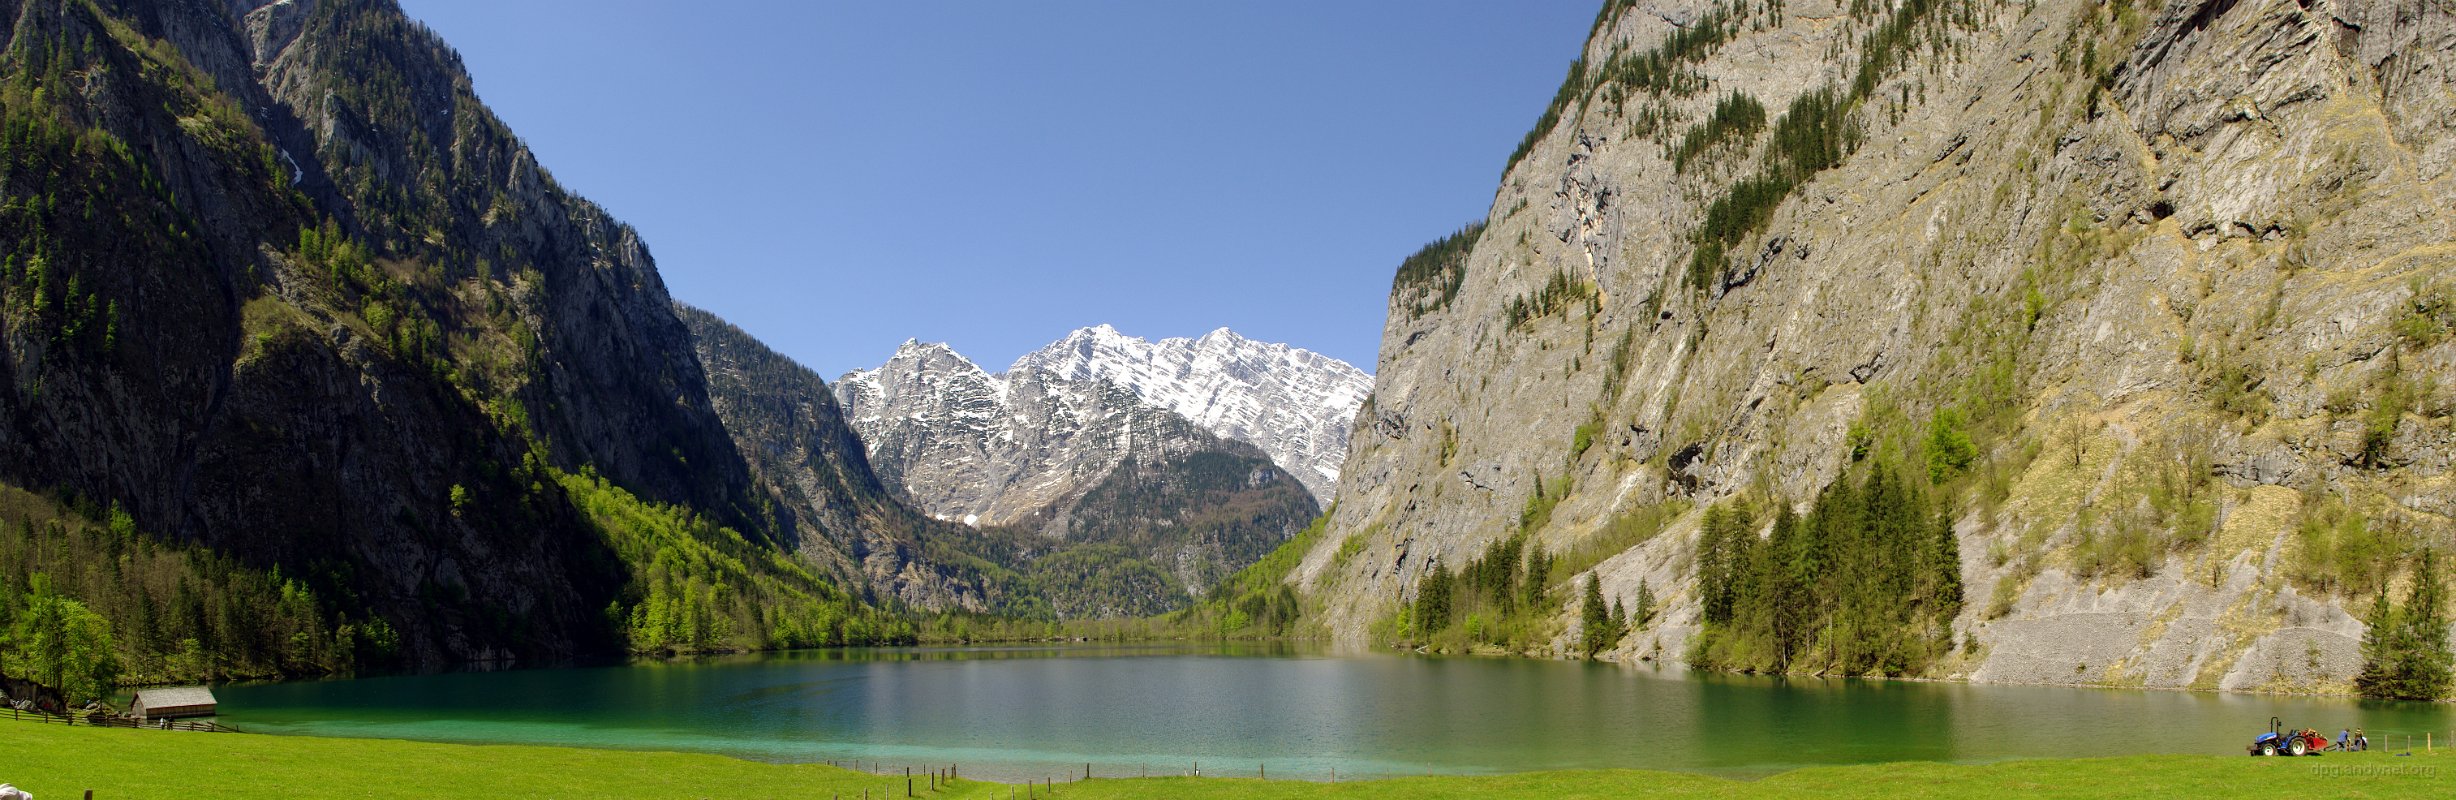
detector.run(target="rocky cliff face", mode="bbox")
[836,338,1320,606]
[240,0,765,527]
[0,0,896,669]
[1299,0,2456,694]
[1012,325,1371,503]
[676,305,1013,614]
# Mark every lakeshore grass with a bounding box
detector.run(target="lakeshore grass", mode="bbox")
[3,723,2450,798]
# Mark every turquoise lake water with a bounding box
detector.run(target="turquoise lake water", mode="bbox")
[209,643,2456,781]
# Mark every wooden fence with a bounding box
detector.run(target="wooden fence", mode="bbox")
[3,705,240,733]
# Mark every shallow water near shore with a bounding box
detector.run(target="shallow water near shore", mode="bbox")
[209,643,2454,782]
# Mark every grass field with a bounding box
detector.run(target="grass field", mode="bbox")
[2,722,2449,799]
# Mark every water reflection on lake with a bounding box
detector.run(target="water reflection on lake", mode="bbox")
[212,643,2456,781]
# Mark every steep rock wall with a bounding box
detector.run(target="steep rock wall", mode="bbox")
[1305,0,2456,693]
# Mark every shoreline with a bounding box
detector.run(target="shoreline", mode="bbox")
[163,636,2450,706]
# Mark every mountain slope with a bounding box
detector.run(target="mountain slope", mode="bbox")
[1012,325,1371,503]
[1294,0,2456,695]
[0,0,908,687]
[676,304,1020,614]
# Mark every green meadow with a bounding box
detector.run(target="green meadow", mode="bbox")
[5,723,2449,799]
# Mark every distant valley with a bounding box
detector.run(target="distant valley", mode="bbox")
[830,326,1366,613]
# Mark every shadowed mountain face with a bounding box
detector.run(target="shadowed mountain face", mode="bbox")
[676,304,1021,614]
[0,0,916,675]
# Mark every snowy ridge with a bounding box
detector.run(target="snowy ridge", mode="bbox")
[1010,325,1369,502]
[833,326,1367,524]
[834,339,1228,528]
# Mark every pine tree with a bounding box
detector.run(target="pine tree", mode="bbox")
[1414,564,1454,633]
[1698,503,1754,624]
[1689,456,1969,675]
[2358,549,2454,700]
[1766,505,1810,668]
[2397,549,2452,699]
[1522,547,1552,610]
[2357,591,2404,698]
[1930,509,1963,616]
[1580,575,1613,657]
[1632,578,1655,629]
[1697,504,1735,623]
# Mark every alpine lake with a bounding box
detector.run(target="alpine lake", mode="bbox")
[202,643,2456,782]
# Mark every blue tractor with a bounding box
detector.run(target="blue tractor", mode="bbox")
[2248,717,2328,756]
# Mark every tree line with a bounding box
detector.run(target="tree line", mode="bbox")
[1688,461,1963,675]
[555,470,916,654]
[0,490,393,705]
[1400,531,1555,652]
[1390,223,1485,320]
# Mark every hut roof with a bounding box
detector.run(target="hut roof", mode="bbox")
[134,687,217,708]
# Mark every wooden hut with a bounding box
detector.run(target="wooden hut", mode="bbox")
[130,687,217,720]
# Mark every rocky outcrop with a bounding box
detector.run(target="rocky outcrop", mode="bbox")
[1299,0,2456,694]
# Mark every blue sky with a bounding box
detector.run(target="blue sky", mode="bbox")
[395,1,1600,377]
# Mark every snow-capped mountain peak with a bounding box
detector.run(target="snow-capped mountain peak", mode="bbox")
[1010,325,1369,502]
[836,339,1006,429]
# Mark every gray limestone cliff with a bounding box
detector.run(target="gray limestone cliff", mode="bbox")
[1297,0,2456,694]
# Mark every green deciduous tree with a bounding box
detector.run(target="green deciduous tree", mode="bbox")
[4,574,118,704]
[1925,408,1978,484]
